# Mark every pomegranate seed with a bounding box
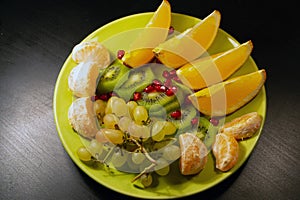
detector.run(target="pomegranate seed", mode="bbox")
[184,96,192,104]
[170,110,181,119]
[99,94,109,101]
[133,92,142,101]
[191,117,199,126]
[117,50,125,59]
[168,26,174,35]
[173,76,182,83]
[164,78,172,88]
[157,85,167,92]
[90,96,96,102]
[169,69,177,77]
[162,70,170,78]
[152,79,162,86]
[165,88,174,96]
[210,118,219,126]
[144,85,155,93]
[170,86,177,94]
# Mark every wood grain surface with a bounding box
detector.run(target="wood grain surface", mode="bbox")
[1,0,299,199]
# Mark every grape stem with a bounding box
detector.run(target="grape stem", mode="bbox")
[128,138,157,165]
[131,163,156,183]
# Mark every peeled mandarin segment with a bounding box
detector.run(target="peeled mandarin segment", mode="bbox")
[122,0,171,67]
[189,69,266,116]
[179,133,208,175]
[219,112,262,140]
[153,10,221,69]
[177,40,253,90]
[212,133,239,172]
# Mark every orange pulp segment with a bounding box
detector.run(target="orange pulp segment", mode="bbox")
[212,133,239,172]
[153,10,221,68]
[189,69,266,116]
[122,0,171,67]
[176,40,253,90]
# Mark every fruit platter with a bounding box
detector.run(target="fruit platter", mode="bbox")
[53,0,266,198]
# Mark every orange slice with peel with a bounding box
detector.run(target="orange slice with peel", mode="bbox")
[176,40,253,90]
[153,10,221,68]
[122,0,171,67]
[189,69,266,116]
[212,133,239,172]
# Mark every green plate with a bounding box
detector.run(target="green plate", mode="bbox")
[53,12,266,199]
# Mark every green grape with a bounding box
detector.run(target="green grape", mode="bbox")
[131,151,146,165]
[111,149,128,168]
[127,155,140,172]
[162,144,180,161]
[94,99,106,118]
[151,121,166,142]
[118,116,132,132]
[154,158,170,176]
[101,128,124,144]
[133,106,148,125]
[88,139,103,157]
[128,122,150,140]
[127,101,137,119]
[103,113,119,129]
[77,146,92,161]
[140,174,153,187]
[163,121,177,135]
[111,97,129,117]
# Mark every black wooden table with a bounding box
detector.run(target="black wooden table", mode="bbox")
[1,0,299,199]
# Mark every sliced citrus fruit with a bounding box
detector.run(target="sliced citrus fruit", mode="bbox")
[72,41,111,68]
[179,133,208,175]
[212,133,239,172]
[189,69,266,116]
[153,10,221,68]
[219,112,262,140]
[122,0,171,67]
[177,40,253,90]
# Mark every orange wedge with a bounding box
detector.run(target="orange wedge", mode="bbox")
[122,0,171,67]
[212,133,239,171]
[176,40,253,90]
[189,69,266,116]
[153,10,221,68]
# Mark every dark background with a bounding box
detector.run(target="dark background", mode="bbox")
[1,0,299,199]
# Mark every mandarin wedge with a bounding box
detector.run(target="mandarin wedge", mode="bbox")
[122,0,171,67]
[179,133,208,175]
[189,69,266,116]
[177,41,253,90]
[153,10,221,68]
[212,133,239,172]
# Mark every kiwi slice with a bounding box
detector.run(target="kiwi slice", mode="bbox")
[96,60,130,95]
[137,91,176,110]
[114,65,155,101]
[199,117,218,150]
[168,105,199,134]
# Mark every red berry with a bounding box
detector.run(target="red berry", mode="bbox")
[162,70,170,78]
[168,26,175,35]
[170,110,181,119]
[144,85,155,93]
[210,118,219,126]
[191,117,199,126]
[165,88,174,96]
[117,50,125,59]
[133,92,142,101]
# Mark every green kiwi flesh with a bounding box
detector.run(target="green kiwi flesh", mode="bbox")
[96,60,130,95]
[114,65,155,101]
